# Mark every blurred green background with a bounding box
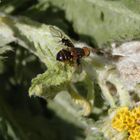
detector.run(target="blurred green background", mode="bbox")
[0,0,140,140]
[0,1,85,140]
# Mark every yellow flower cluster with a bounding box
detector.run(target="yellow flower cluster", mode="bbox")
[112,106,140,140]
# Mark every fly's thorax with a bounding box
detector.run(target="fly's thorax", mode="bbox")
[74,48,85,58]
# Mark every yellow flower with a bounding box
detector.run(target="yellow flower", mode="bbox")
[112,106,140,140]
[112,107,131,131]
[131,107,140,126]
[128,126,140,140]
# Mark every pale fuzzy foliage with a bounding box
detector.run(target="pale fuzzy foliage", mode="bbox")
[112,41,140,91]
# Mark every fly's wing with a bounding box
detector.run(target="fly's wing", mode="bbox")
[49,26,74,48]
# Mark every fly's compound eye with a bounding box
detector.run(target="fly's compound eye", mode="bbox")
[56,49,72,62]
[56,51,63,61]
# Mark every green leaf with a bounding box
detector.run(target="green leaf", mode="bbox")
[0,45,13,55]
[29,65,74,99]
[44,0,140,46]
[0,14,76,99]
[0,14,95,116]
